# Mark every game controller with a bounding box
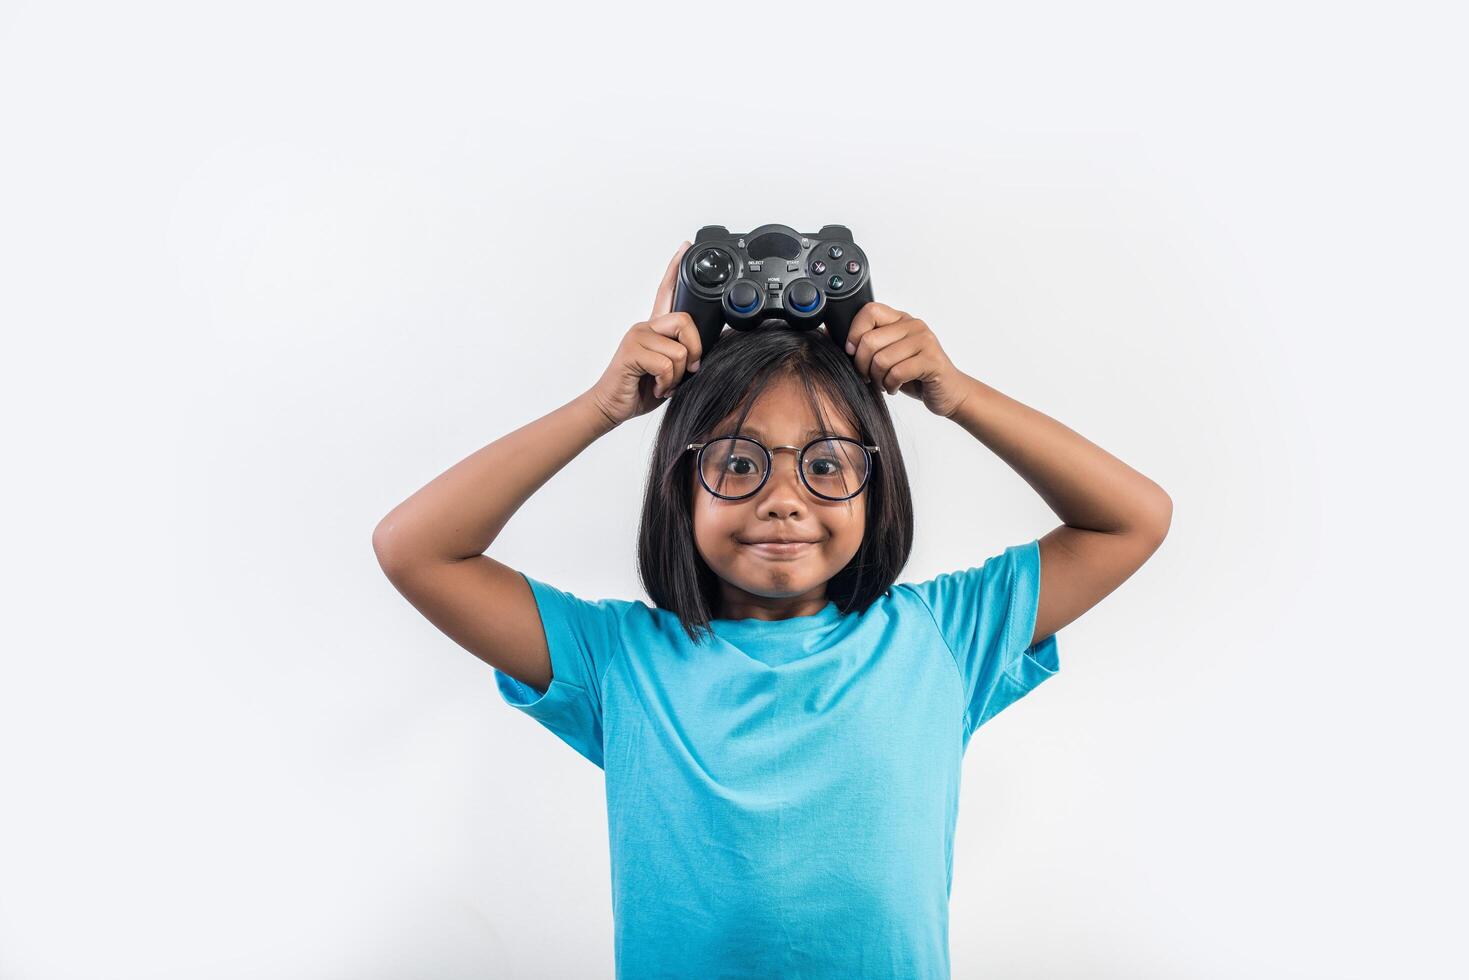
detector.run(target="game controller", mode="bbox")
[672,224,874,358]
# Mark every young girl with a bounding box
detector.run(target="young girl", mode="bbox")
[372,241,1172,978]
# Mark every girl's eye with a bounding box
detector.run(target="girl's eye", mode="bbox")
[808,456,844,476]
[723,455,758,475]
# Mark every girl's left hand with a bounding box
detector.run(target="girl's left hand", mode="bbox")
[841,302,972,418]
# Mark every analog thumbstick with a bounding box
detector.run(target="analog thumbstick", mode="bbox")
[728,281,761,314]
[693,248,733,288]
[787,280,820,314]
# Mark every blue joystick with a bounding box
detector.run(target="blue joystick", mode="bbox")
[787,280,820,314]
[727,281,762,315]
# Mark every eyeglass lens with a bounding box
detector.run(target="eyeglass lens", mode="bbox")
[700,437,870,500]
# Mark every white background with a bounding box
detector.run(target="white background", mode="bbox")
[2,1,1465,977]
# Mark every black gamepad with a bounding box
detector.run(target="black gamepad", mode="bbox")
[672,223,874,358]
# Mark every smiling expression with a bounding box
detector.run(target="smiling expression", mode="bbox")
[691,373,868,622]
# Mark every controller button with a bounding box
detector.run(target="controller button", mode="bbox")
[810,260,827,275]
[786,261,800,272]
[828,274,845,290]
[788,281,820,313]
[846,260,861,275]
[728,281,762,314]
[693,248,734,287]
[827,245,844,259]
[749,260,763,272]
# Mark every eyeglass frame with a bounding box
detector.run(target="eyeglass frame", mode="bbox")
[685,435,881,502]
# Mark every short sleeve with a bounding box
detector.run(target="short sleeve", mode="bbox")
[900,539,1060,741]
[492,572,631,769]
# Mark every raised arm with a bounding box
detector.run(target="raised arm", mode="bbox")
[842,301,1172,649]
[371,242,702,689]
[942,373,1172,647]
[371,392,620,689]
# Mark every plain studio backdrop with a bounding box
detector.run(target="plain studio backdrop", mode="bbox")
[2,1,1465,977]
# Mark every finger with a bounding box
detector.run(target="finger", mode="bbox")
[637,333,687,393]
[872,335,927,394]
[651,241,693,321]
[648,311,704,375]
[852,317,916,383]
[843,301,906,358]
[637,330,691,396]
[632,342,678,398]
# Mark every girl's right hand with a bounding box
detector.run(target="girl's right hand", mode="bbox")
[586,241,706,428]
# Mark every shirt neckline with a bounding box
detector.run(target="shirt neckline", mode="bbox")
[708,600,841,640]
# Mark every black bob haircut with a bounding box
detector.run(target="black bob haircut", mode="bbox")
[636,324,915,646]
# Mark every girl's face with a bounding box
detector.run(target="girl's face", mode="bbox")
[691,374,867,621]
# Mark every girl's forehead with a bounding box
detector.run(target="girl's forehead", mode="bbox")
[707,374,859,439]
[713,406,859,441]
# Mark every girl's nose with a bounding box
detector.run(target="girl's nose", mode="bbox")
[757,450,809,506]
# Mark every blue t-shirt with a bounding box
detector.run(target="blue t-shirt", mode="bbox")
[493,539,1061,979]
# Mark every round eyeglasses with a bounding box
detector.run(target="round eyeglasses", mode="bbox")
[686,435,880,502]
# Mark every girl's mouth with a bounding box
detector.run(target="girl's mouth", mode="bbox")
[743,541,815,558]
